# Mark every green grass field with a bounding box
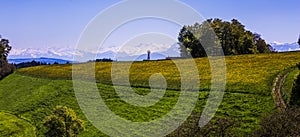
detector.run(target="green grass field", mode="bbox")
[281,69,300,104]
[1,52,300,136]
[0,111,36,137]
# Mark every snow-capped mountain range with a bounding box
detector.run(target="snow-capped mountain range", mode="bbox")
[8,43,181,62]
[8,47,81,60]
[9,41,298,63]
[270,42,300,52]
[8,57,73,64]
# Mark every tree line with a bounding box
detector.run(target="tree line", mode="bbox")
[178,18,274,57]
[13,61,50,69]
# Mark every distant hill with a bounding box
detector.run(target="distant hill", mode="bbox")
[8,57,73,64]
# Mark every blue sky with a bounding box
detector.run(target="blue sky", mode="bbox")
[1,0,300,50]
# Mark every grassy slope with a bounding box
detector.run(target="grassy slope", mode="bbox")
[17,52,300,95]
[0,74,105,136]
[1,52,300,136]
[281,69,300,104]
[0,111,36,136]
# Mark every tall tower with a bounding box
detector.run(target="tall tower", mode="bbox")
[147,50,151,60]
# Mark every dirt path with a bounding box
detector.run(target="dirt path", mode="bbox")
[271,69,293,111]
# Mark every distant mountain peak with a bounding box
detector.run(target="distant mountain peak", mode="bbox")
[270,42,300,52]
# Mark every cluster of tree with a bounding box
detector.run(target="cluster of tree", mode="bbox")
[13,60,65,69]
[88,58,114,62]
[43,106,84,137]
[0,38,15,79]
[14,60,49,69]
[178,18,274,57]
[95,58,113,62]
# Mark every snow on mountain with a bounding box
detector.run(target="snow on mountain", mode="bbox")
[270,42,300,52]
[114,43,180,61]
[8,47,80,60]
[8,43,180,62]
[118,43,178,56]
[271,41,285,45]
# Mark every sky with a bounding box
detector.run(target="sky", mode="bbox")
[1,0,300,51]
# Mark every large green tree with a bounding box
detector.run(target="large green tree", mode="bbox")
[0,38,14,79]
[178,18,273,57]
[0,38,12,61]
[177,26,206,57]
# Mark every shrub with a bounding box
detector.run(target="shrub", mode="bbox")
[43,106,84,137]
[296,63,300,70]
[253,107,300,136]
[290,72,300,106]
[0,61,15,79]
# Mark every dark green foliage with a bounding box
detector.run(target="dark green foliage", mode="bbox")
[281,69,299,104]
[15,60,48,69]
[198,117,240,137]
[253,107,300,136]
[168,111,240,137]
[178,18,273,57]
[0,38,15,79]
[296,62,300,70]
[290,65,300,106]
[0,39,11,61]
[0,61,15,79]
[95,58,113,62]
[43,106,84,137]
[178,26,206,57]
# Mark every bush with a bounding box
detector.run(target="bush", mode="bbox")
[296,63,300,69]
[253,107,300,136]
[0,60,15,80]
[168,111,240,137]
[290,63,300,106]
[43,106,84,137]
